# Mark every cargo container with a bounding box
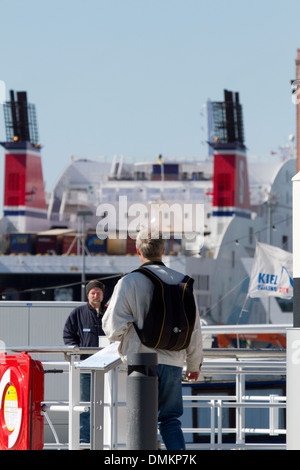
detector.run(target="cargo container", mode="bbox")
[62,234,78,255]
[107,237,127,255]
[35,235,62,255]
[9,233,36,254]
[86,232,107,254]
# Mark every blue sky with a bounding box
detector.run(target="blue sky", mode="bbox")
[0,0,299,206]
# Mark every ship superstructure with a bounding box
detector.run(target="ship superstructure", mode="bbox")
[0,89,295,328]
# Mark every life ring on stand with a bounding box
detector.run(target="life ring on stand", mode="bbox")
[0,366,24,450]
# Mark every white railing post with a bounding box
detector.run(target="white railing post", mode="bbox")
[236,364,245,445]
[90,369,105,449]
[68,354,81,450]
[210,400,215,446]
[269,395,279,436]
[110,367,119,449]
[217,399,222,445]
[78,342,122,450]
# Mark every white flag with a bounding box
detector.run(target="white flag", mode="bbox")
[248,242,293,299]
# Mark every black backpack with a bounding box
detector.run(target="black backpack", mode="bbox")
[132,267,196,351]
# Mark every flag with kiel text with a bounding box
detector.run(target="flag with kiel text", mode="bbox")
[248,242,293,299]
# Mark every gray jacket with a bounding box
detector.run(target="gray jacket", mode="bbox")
[102,263,203,372]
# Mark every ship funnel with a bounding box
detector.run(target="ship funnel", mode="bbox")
[0,90,48,232]
[210,90,251,219]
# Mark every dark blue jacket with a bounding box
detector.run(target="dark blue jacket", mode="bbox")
[63,303,105,353]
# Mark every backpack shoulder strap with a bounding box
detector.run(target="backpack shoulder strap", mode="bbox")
[132,267,164,289]
[133,267,193,287]
[181,275,194,289]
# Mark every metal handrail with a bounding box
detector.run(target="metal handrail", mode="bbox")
[1,341,288,450]
[202,324,290,335]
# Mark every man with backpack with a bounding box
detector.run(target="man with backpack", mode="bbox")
[102,228,203,450]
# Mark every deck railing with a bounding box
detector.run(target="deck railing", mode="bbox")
[2,324,293,450]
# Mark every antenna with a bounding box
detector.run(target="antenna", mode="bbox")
[3,90,39,145]
[211,89,245,147]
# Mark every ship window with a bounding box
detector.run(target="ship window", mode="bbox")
[192,172,205,181]
[135,171,146,181]
[249,227,253,245]
[282,235,288,250]
[193,275,210,290]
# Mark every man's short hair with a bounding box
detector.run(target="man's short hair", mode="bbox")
[136,227,166,259]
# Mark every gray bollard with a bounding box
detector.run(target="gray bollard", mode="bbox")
[126,352,158,450]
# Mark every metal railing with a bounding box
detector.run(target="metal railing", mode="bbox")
[182,348,286,450]
[2,324,289,450]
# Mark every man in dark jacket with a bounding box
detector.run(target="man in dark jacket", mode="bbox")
[63,279,106,353]
[63,279,106,443]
